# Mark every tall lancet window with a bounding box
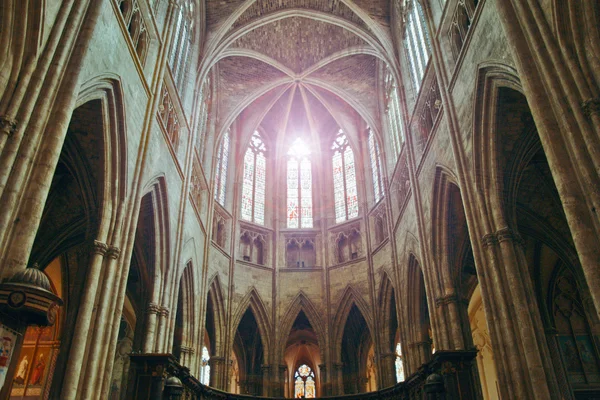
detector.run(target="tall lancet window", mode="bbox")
[332,130,359,223]
[404,0,431,91]
[385,68,406,160]
[169,1,195,92]
[214,128,230,205]
[294,364,316,398]
[368,128,385,203]
[287,138,313,228]
[241,131,267,225]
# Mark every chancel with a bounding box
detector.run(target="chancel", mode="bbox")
[0,0,598,399]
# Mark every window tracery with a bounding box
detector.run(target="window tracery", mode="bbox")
[368,128,385,203]
[169,1,195,93]
[384,68,405,160]
[332,130,359,223]
[294,364,315,398]
[241,132,267,225]
[195,76,212,162]
[287,138,313,228]
[403,0,431,92]
[214,129,230,206]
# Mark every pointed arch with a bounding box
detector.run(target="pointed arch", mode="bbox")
[173,262,196,364]
[230,288,272,361]
[377,271,399,353]
[472,62,522,217]
[205,273,227,356]
[331,285,374,359]
[278,292,326,362]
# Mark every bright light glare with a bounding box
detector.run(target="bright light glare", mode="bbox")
[288,138,310,158]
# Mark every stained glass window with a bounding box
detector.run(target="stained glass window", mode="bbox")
[368,128,385,203]
[241,131,267,225]
[331,131,359,223]
[287,138,313,228]
[404,0,431,92]
[214,128,230,205]
[200,346,210,386]
[195,76,212,162]
[169,1,194,93]
[385,68,405,161]
[294,364,315,398]
[395,343,405,383]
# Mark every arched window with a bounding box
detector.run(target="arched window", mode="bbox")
[404,0,431,91]
[294,364,316,398]
[169,1,194,92]
[384,68,406,160]
[287,138,313,228]
[214,129,230,206]
[395,343,405,383]
[195,75,212,162]
[368,128,385,203]
[241,132,267,225]
[200,346,210,386]
[332,130,359,223]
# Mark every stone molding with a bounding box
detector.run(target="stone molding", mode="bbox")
[92,240,109,256]
[0,116,17,137]
[159,306,170,317]
[146,303,161,314]
[482,227,523,247]
[106,246,122,259]
[181,346,196,355]
[582,98,600,117]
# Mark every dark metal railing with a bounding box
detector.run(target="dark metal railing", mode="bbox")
[130,351,479,400]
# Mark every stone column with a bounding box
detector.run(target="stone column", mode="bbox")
[479,228,559,399]
[379,352,397,388]
[261,364,272,396]
[409,341,432,372]
[435,293,471,351]
[208,356,226,390]
[332,362,344,395]
[144,303,161,353]
[155,306,170,352]
[60,240,108,400]
[271,364,286,397]
[318,363,328,396]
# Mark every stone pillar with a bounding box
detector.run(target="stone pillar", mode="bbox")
[208,356,226,390]
[155,306,170,352]
[409,341,432,371]
[60,240,108,399]
[318,363,329,396]
[332,362,344,395]
[180,346,195,370]
[261,364,272,396]
[144,303,161,353]
[271,364,286,397]
[479,228,559,399]
[379,352,397,388]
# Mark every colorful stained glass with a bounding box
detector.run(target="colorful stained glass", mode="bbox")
[344,146,358,219]
[369,128,384,203]
[214,129,230,205]
[287,159,299,228]
[405,1,430,91]
[241,149,254,221]
[255,153,266,225]
[287,138,312,228]
[240,131,267,225]
[331,131,359,223]
[294,365,315,398]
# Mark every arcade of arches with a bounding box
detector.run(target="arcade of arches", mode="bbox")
[0,0,598,399]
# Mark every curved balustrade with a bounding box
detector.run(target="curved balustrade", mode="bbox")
[129,350,479,400]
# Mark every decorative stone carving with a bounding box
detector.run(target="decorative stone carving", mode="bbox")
[0,115,17,137]
[92,240,109,256]
[582,98,600,117]
[239,225,268,266]
[146,302,161,315]
[285,236,316,268]
[331,224,363,264]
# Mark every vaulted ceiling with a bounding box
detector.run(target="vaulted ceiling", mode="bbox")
[200,0,397,147]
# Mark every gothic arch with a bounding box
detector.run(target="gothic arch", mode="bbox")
[230,288,272,362]
[205,273,227,356]
[277,292,326,363]
[377,272,399,354]
[331,285,374,360]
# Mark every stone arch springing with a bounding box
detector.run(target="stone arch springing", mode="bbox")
[406,254,432,372]
[278,292,326,364]
[230,288,272,363]
[173,262,195,367]
[205,273,226,358]
[377,271,402,388]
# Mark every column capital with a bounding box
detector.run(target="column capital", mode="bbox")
[92,240,109,256]
[159,306,170,317]
[106,246,121,259]
[180,345,196,355]
[582,97,600,118]
[146,302,161,314]
[0,115,17,137]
